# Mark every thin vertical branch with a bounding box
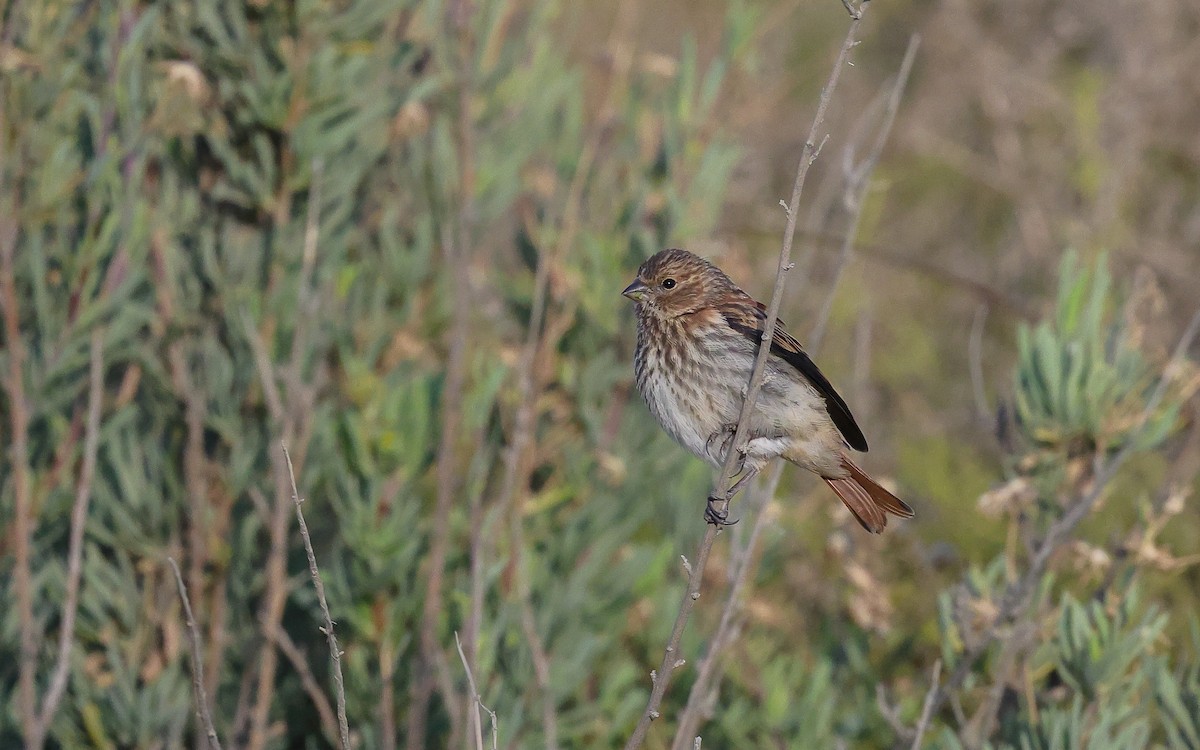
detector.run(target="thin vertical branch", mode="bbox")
[169,557,224,750]
[243,317,295,750]
[909,660,942,750]
[410,2,478,746]
[455,632,498,750]
[925,307,1200,721]
[624,4,872,747]
[282,444,352,750]
[484,5,642,748]
[0,129,37,744]
[244,155,325,750]
[808,34,920,354]
[270,621,341,748]
[30,331,105,748]
[670,463,784,750]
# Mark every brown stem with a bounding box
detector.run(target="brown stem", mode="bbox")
[167,340,217,722]
[669,464,784,750]
[379,613,398,750]
[169,557,224,750]
[272,621,341,747]
[283,443,352,750]
[808,34,920,354]
[409,4,479,746]
[0,161,37,743]
[28,331,104,748]
[455,631,498,750]
[623,3,871,746]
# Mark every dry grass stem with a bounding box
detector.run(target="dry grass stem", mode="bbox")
[168,557,224,750]
[282,443,352,750]
[30,331,105,748]
[271,621,341,747]
[809,34,920,354]
[0,177,37,743]
[455,631,499,750]
[411,4,478,745]
[910,660,943,750]
[623,3,872,747]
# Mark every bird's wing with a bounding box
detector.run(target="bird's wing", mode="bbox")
[719,300,869,452]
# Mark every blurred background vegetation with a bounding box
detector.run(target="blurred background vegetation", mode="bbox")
[2,0,1199,748]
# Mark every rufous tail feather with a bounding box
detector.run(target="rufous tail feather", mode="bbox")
[822,456,914,534]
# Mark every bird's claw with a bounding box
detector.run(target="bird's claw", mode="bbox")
[705,495,739,527]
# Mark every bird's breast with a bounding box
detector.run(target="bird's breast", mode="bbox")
[634,316,748,465]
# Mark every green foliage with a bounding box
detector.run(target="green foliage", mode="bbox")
[1013,252,1178,455]
[2,2,1198,750]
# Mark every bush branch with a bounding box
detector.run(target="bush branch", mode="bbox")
[455,631,499,750]
[623,4,871,747]
[282,443,352,750]
[0,170,38,743]
[169,557,224,750]
[670,463,784,749]
[30,331,105,748]
[270,621,341,748]
[809,33,919,354]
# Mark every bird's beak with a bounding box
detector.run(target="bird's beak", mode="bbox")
[622,278,649,302]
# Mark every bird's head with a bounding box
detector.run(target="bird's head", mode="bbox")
[622,248,733,317]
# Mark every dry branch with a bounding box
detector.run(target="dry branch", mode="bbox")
[410,3,477,746]
[455,631,499,750]
[169,557,224,750]
[0,165,38,743]
[910,660,942,750]
[30,331,105,748]
[809,34,920,354]
[623,3,873,746]
[282,443,352,750]
[670,463,784,749]
[271,621,341,747]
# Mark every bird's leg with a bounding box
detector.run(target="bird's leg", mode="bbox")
[705,465,760,527]
[705,436,790,526]
[705,494,737,526]
[725,463,763,499]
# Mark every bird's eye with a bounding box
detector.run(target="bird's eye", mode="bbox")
[661,278,677,289]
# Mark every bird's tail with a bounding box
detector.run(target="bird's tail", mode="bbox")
[822,457,914,534]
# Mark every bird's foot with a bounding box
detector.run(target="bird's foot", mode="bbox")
[704,495,739,527]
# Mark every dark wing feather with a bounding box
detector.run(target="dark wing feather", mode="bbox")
[720,302,869,452]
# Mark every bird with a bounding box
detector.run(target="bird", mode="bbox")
[622,248,913,532]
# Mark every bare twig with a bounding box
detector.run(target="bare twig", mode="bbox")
[282,443,351,750]
[271,621,341,748]
[926,307,1200,720]
[875,685,912,743]
[241,252,323,750]
[169,557,224,750]
[623,5,872,748]
[30,331,105,748]
[809,34,920,354]
[243,314,294,750]
[455,631,499,750]
[670,464,784,749]
[0,158,37,743]
[910,660,942,750]
[410,4,478,746]
[486,5,642,748]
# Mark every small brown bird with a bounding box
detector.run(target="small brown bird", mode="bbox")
[623,248,913,532]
